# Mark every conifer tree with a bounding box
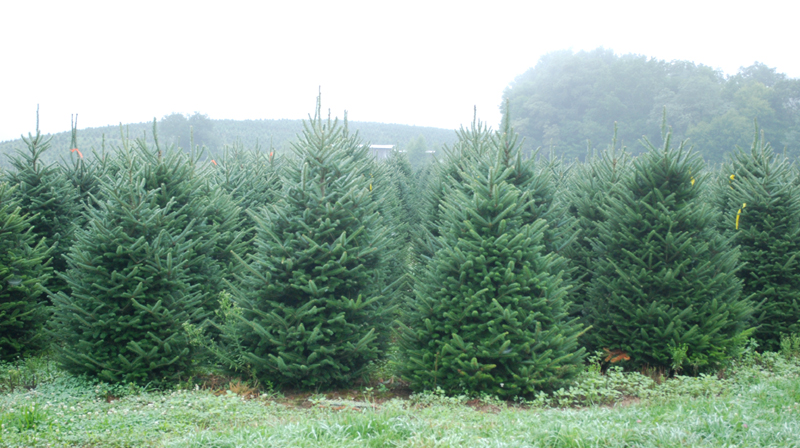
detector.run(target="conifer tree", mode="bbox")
[109,126,247,300]
[212,141,282,251]
[565,130,631,329]
[50,171,207,384]
[61,114,105,214]
[398,155,585,398]
[491,107,577,275]
[413,112,494,264]
[0,182,51,360]
[716,128,800,351]
[4,111,81,291]
[219,100,393,389]
[586,133,753,372]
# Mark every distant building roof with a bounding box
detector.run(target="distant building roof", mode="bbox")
[369,144,395,161]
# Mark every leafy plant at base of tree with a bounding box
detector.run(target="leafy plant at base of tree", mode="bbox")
[397,155,585,399]
[585,132,753,372]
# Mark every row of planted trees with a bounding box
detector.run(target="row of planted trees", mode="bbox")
[1,100,799,398]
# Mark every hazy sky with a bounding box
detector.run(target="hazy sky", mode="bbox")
[2,0,797,143]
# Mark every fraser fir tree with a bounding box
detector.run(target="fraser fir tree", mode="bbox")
[219,100,393,389]
[50,172,207,384]
[4,111,81,291]
[413,112,494,264]
[61,114,105,214]
[566,129,631,327]
[212,141,282,252]
[491,106,577,276]
[0,182,51,360]
[109,125,247,300]
[398,156,585,398]
[717,127,800,351]
[586,133,753,372]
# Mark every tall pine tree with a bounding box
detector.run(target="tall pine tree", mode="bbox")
[586,132,753,372]
[0,182,51,360]
[218,100,394,389]
[50,170,207,384]
[565,129,631,339]
[4,111,81,293]
[716,127,800,351]
[398,151,585,398]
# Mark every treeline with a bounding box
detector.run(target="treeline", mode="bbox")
[2,101,799,398]
[505,48,800,163]
[0,115,456,170]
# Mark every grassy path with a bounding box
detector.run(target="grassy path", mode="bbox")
[1,373,799,447]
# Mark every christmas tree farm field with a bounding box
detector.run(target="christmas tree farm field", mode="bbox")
[2,346,800,447]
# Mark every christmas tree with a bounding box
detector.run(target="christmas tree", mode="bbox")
[218,99,393,389]
[4,110,81,292]
[565,129,631,337]
[716,127,800,351]
[586,132,753,372]
[0,182,51,360]
[50,169,207,384]
[108,125,247,300]
[212,141,282,255]
[398,152,585,398]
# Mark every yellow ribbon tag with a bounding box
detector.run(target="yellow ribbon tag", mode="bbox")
[735,203,746,230]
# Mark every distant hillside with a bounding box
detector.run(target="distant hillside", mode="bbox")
[0,118,458,168]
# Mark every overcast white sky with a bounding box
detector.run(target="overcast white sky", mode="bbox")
[1,0,797,142]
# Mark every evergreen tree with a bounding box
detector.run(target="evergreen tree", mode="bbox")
[109,126,247,300]
[219,101,394,389]
[586,132,753,372]
[397,155,585,398]
[3,112,81,291]
[717,127,800,351]
[60,115,105,215]
[492,107,578,276]
[413,112,495,264]
[565,129,631,329]
[0,182,51,360]
[212,141,282,246]
[50,172,207,384]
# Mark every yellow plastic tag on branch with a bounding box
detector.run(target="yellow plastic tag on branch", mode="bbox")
[735,203,746,230]
[691,177,695,186]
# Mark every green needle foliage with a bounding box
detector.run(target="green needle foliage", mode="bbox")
[716,127,800,351]
[586,132,753,372]
[566,130,631,334]
[219,100,394,389]
[212,141,282,255]
[3,112,81,293]
[398,153,585,399]
[0,182,51,360]
[110,127,247,301]
[49,170,208,385]
[413,112,495,264]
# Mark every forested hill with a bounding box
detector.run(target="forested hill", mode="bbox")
[0,118,457,168]
[504,48,800,163]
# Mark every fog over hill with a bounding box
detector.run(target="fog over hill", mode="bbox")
[0,118,458,168]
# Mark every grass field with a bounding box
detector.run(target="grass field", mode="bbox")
[1,348,799,447]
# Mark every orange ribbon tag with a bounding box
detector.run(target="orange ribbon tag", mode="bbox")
[70,148,83,159]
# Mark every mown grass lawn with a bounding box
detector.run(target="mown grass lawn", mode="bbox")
[1,352,800,447]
